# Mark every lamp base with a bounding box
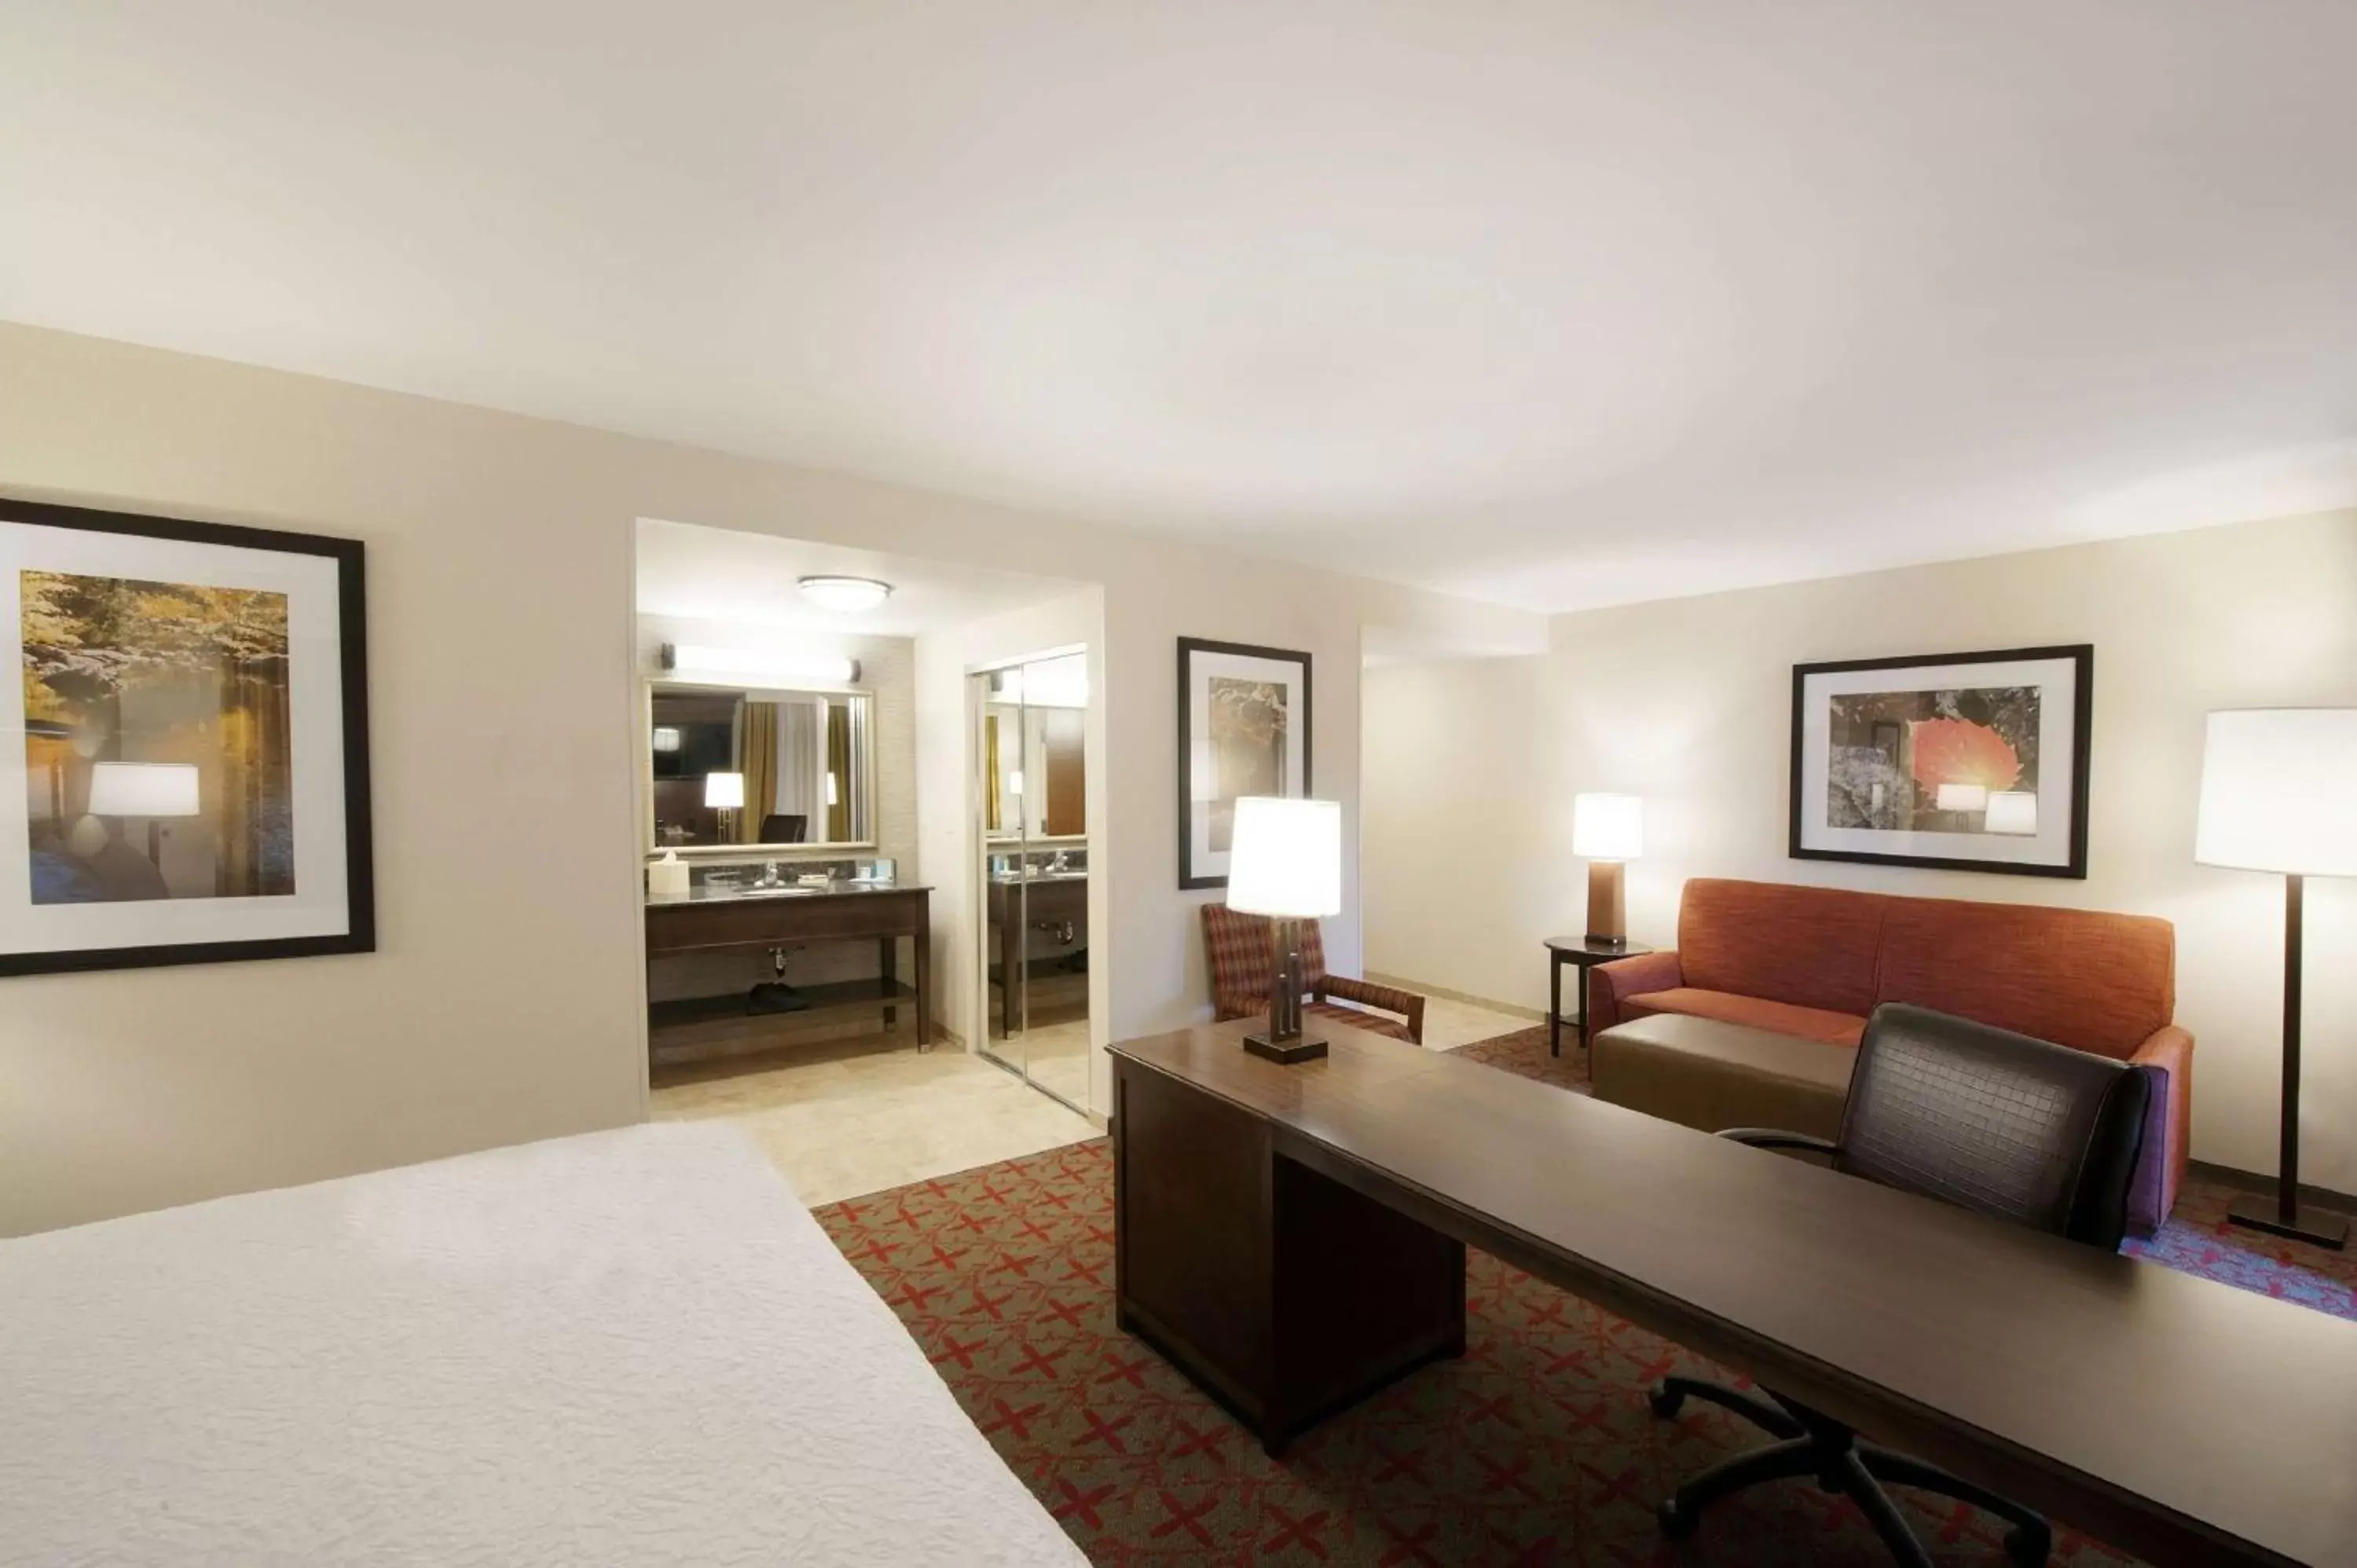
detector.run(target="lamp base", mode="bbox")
[1585,860,1626,946]
[2227,1192,2348,1251]
[1243,1031,1329,1064]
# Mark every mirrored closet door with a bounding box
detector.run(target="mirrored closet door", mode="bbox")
[974,650,1090,1112]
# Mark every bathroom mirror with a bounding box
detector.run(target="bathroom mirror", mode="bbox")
[982,654,1087,842]
[646,685,874,851]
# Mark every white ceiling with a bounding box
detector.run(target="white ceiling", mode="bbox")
[636,519,1083,638]
[7,3,2355,613]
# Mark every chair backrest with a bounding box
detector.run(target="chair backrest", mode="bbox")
[1835,1002,2151,1250]
[1200,904,1329,1018]
[759,814,808,844]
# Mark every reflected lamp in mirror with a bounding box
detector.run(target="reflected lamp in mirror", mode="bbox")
[1571,792,1642,947]
[1228,796,1343,1064]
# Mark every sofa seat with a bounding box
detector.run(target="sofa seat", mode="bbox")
[1591,1014,1857,1144]
[1622,987,1867,1048]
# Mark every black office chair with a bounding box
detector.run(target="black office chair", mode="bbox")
[1651,1002,2151,1568]
[758,813,808,844]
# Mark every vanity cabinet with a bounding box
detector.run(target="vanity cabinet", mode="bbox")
[645,884,929,1062]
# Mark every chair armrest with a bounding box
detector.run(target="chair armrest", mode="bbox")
[1317,975,1428,1044]
[2125,1024,2194,1236]
[1587,949,1683,1036]
[1717,1128,1839,1156]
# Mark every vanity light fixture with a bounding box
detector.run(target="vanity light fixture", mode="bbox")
[661,643,859,687]
[797,575,893,614]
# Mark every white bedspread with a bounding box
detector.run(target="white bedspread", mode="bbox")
[0,1124,1089,1567]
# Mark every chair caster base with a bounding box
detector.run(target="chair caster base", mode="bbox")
[1658,1496,1698,1541]
[1648,1380,1685,1420]
[2005,1522,2053,1567]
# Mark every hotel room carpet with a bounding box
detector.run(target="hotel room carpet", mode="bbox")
[815,1028,2352,1566]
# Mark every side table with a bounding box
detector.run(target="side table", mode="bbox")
[1544,936,1656,1059]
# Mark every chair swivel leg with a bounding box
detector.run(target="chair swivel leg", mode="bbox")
[1656,1437,1818,1539]
[1860,1445,2053,1567]
[1649,1376,1805,1438]
[1834,1450,1938,1568]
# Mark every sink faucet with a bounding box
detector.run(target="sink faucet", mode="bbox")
[754,861,784,889]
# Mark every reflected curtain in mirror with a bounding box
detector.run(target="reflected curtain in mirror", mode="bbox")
[737,700,778,846]
[825,703,852,841]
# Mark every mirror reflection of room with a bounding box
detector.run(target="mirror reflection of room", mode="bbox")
[650,687,871,848]
[980,650,1091,1112]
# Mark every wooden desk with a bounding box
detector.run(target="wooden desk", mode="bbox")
[645,884,929,1053]
[1109,1018,2357,1568]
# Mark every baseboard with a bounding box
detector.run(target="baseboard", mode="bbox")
[1365,973,1545,1024]
[2186,1159,2357,1218]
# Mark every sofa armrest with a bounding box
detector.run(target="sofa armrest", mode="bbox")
[1317,975,1428,1045]
[2126,1024,2194,1236]
[1587,949,1684,1036]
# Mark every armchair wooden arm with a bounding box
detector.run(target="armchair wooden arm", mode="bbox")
[1315,974,1428,1045]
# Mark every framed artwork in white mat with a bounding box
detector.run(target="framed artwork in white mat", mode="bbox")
[1790,644,2091,879]
[1178,638,1310,891]
[5,497,373,975]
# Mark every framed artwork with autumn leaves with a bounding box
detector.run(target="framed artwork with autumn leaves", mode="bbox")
[5,497,373,976]
[1790,645,2091,879]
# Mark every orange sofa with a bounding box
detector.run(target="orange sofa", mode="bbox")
[1590,878,2193,1236]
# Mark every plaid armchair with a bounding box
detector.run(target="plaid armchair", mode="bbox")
[1200,903,1427,1044]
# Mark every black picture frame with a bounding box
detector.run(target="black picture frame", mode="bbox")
[1788,643,2093,880]
[1177,636,1313,891]
[1,496,375,976]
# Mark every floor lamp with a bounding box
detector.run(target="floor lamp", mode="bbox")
[2194,707,2357,1250]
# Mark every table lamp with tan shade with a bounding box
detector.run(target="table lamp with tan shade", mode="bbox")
[1573,793,1643,947]
[1226,795,1343,1064]
[2194,707,2357,1250]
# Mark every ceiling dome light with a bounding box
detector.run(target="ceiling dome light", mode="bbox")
[797,575,893,614]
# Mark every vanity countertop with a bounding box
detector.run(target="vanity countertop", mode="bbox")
[647,880,929,908]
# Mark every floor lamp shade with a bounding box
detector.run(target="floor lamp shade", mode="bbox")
[2194,707,2357,1250]
[1573,793,1642,945]
[2195,709,2357,877]
[1227,797,1342,1064]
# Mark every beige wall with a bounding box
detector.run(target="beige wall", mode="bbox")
[1365,508,2357,1189]
[0,321,1534,1234]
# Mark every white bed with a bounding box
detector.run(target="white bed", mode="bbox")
[0,1123,1089,1567]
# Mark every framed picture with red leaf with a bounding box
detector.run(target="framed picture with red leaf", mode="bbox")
[1789,645,2091,879]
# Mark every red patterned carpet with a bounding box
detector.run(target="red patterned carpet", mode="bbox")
[814,1025,2355,1565]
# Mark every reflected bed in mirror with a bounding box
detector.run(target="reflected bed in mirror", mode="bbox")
[647,684,874,851]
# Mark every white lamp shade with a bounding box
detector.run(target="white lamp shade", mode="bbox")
[2195,708,2357,876]
[825,771,840,806]
[703,771,745,809]
[1983,790,2039,835]
[1571,793,1643,860]
[1226,797,1343,919]
[1935,782,1989,814]
[87,760,200,818]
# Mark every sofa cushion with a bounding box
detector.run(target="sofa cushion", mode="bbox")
[1623,987,1867,1047]
[1591,1013,1856,1142]
[1678,879,1885,1017]
[1875,898,2174,1060]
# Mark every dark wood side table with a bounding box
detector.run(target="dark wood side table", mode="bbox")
[1545,935,1655,1058]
